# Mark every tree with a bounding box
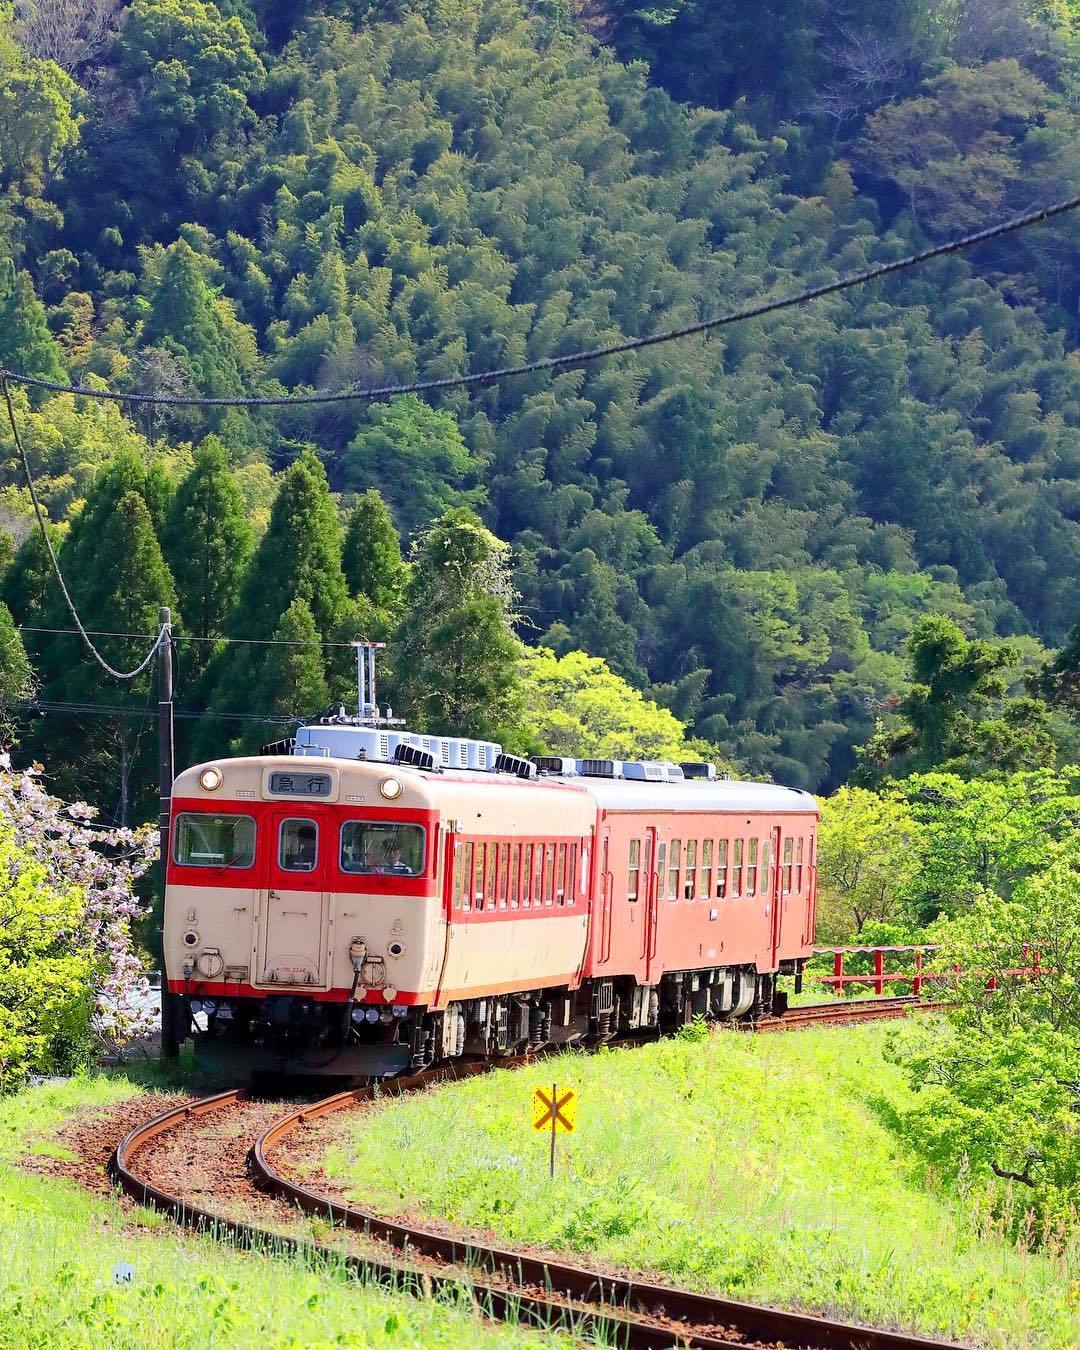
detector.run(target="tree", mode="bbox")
[897,767,1080,922]
[342,488,406,615]
[198,449,353,756]
[161,437,253,662]
[249,598,330,739]
[36,482,179,822]
[859,616,1057,780]
[0,601,34,747]
[886,850,1080,1232]
[519,647,695,761]
[0,262,65,381]
[816,786,921,941]
[140,239,256,400]
[0,17,79,186]
[395,508,522,742]
[0,764,155,1085]
[344,395,475,538]
[14,0,123,75]
[1040,617,1080,713]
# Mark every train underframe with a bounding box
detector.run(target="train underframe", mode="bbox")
[169,958,805,1077]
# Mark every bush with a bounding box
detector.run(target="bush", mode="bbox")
[0,763,155,1086]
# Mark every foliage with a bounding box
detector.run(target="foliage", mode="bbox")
[887,852,1080,1233]
[323,1027,1080,1345]
[395,506,523,741]
[0,764,154,1084]
[816,786,921,939]
[0,600,34,745]
[1041,616,1080,712]
[160,436,253,657]
[519,646,699,760]
[345,394,476,537]
[0,0,1076,790]
[897,765,1080,921]
[859,616,1057,780]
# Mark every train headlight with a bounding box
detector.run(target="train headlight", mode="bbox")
[379,776,403,800]
[182,930,200,948]
[198,767,223,792]
[364,1007,380,1023]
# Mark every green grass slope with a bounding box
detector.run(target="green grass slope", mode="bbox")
[325,1024,1080,1347]
[0,1076,555,1348]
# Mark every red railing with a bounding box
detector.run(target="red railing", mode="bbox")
[811,944,1043,996]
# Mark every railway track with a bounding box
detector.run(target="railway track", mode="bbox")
[109,1000,955,1350]
[755,995,948,1033]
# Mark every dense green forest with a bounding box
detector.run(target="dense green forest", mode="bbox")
[0,0,1078,807]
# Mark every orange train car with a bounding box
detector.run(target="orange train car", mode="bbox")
[163,722,818,1074]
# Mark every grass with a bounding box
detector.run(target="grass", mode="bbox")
[0,1074,571,1347]
[323,1023,1080,1348]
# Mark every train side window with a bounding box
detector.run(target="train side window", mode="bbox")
[521,843,533,909]
[627,839,641,900]
[761,839,770,895]
[485,842,497,910]
[684,840,697,900]
[716,840,728,898]
[510,842,521,909]
[497,842,510,910]
[471,842,483,910]
[556,843,567,905]
[568,843,578,905]
[174,812,255,868]
[534,844,545,907]
[656,842,666,897]
[782,838,793,894]
[700,840,713,898]
[796,837,805,892]
[544,843,556,906]
[731,839,743,897]
[452,841,464,908]
[462,842,474,911]
[667,839,681,900]
[279,818,318,872]
[746,838,758,896]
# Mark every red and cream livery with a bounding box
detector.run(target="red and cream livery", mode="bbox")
[163,723,818,1073]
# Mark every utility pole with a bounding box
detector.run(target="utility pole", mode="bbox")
[157,607,179,1059]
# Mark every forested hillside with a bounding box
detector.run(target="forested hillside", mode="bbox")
[0,0,1077,801]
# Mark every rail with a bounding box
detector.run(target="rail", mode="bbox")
[109,1009,956,1350]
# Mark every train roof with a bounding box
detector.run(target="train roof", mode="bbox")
[574,777,818,816]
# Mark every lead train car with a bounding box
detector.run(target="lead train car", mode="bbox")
[163,726,819,1073]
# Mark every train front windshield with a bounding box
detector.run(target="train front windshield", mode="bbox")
[340,821,425,876]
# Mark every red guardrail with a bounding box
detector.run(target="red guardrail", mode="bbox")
[811,944,1043,996]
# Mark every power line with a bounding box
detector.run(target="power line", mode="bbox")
[3,193,1080,410]
[20,625,361,649]
[14,698,297,724]
[1,373,167,682]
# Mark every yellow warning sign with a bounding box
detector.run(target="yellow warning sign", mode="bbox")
[532,1085,577,1133]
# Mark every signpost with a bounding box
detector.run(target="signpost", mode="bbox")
[532,1082,577,1178]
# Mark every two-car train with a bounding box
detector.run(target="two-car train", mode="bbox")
[162,721,819,1074]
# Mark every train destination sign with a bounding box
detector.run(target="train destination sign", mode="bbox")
[267,771,333,798]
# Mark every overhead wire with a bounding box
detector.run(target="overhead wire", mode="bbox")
[2,193,1080,410]
[18,625,361,648]
[3,192,1080,696]
[1,373,168,681]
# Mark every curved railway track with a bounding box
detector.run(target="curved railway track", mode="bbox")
[110,1002,955,1350]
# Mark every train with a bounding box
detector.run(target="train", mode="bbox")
[162,718,819,1074]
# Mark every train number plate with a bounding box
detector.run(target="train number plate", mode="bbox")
[268,771,333,797]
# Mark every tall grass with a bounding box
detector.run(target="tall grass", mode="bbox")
[325,1025,1080,1348]
[0,1076,565,1347]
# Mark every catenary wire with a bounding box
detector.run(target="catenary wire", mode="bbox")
[3,193,1080,409]
[18,625,362,648]
[14,699,297,724]
[2,373,168,681]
